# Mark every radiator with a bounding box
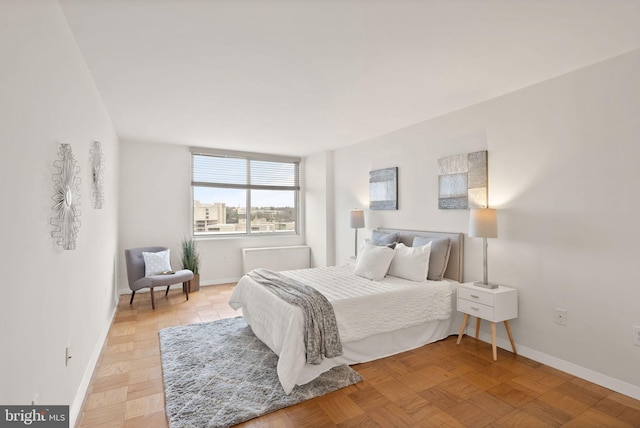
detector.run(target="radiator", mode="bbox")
[242,245,311,274]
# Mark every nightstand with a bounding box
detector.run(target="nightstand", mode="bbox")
[456,282,518,361]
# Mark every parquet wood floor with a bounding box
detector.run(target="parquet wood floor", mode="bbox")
[77,284,640,427]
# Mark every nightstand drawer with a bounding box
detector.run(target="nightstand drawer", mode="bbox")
[457,298,494,319]
[458,286,494,307]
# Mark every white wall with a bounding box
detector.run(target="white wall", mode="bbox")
[304,151,336,267]
[118,141,305,292]
[0,1,119,424]
[325,49,640,397]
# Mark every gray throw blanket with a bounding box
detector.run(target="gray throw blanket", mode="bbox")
[247,268,343,365]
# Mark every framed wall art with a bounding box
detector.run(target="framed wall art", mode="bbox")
[369,167,398,210]
[438,150,487,209]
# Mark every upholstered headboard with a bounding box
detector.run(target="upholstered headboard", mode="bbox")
[376,228,464,283]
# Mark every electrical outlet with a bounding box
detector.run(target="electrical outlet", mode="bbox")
[554,308,567,326]
[633,326,640,346]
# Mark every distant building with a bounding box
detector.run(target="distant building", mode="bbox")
[194,201,295,233]
[193,201,228,232]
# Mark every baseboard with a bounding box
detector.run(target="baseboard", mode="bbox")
[474,331,640,400]
[117,277,241,296]
[202,277,241,286]
[69,304,118,427]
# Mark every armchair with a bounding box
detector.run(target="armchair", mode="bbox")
[124,246,194,309]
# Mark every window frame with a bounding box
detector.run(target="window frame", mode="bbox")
[190,147,301,238]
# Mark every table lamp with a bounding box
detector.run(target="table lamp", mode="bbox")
[349,209,365,257]
[469,208,498,288]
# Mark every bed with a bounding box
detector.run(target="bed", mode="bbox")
[229,228,464,394]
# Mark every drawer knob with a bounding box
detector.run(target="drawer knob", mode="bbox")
[471,307,480,311]
[470,294,480,298]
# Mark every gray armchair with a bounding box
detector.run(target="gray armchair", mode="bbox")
[125,246,194,309]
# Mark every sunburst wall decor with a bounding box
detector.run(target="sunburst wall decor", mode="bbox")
[90,140,104,209]
[51,143,81,250]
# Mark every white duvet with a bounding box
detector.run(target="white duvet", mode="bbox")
[229,265,455,393]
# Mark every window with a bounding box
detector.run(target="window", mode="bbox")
[191,148,300,236]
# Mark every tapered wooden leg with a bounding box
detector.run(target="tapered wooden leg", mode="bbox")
[457,313,469,345]
[165,285,170,296]
[475,318,481,339]
[129,291,135,304]
[150,287,156,310]
[183,281,189,301]
[491,322,497,361]
[504,320,517,354]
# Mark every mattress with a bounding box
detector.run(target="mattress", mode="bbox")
[229,265,459,393]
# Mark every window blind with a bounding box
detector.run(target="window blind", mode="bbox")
[191,151,300,191]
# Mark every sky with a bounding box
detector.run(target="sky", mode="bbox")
[193,187,295,208]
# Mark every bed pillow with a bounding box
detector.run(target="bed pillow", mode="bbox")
[370,230,399,246]
[363,238,396,250]
[142,249,172,276]
[354,243,396,281]
[412,236,451,281]
[387,242,431,282]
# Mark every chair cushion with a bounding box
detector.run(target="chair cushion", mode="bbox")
[132,269,194,291]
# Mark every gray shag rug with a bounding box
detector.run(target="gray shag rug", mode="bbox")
[159,317,363,428]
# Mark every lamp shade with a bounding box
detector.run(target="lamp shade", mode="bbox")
[349,209,365,229]
[469,208,497,238]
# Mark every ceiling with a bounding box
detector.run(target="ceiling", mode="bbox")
[59,0,640,157]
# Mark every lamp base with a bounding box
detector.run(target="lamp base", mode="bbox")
[473,281,499,289]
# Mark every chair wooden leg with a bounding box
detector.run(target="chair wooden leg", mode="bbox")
[150,287,156,310]
[183,281,190,301]
[130,291,135,304]
[165,285,170,296]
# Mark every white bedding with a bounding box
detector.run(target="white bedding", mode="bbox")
[229,265,457,394]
